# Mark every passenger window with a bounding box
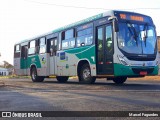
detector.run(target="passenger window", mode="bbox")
[15,45,20,52]
[28,40,36,55]
[65,29,74,40]
[77,23,93,47]
[62,29,75,49]
[14,44,21,58]
[39,37,46,54]
[30,41,35,48]
[77,26,93,47]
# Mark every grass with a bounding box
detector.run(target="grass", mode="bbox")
[129,76,160,81]
[0,75,31,79]
[0,75,77,79]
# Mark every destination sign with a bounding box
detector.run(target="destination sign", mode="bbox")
[119,13,144,22]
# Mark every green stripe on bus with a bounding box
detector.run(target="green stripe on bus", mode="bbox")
[20,55,41,69]
[65,45,95,64]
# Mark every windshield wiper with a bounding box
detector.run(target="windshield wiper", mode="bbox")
[127,22,138,46]
[143,24,148,47]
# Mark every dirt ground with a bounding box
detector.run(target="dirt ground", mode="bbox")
[129,76,160,80]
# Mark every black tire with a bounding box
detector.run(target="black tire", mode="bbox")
[79,64,96,84]
[31,67,44,82]
[113,77,127,84]
[56,76,69,83]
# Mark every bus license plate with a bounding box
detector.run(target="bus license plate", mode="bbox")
[140,71,147,75]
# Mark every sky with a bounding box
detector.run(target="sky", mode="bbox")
[0,0,160,64]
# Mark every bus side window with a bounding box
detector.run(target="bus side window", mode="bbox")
[21,46,28,59]
[14,44,21,58]
[76,23,93,47]
[28,40,36,55]
[39,37,46,54]
[15,44,20,52]
[61,29,75,49]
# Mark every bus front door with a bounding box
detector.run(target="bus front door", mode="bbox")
[49,38,57,75]
[96,25,114,75]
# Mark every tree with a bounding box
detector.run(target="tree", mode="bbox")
[3,61,13,68]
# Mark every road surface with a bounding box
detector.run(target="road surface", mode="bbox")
[0,78,160,119]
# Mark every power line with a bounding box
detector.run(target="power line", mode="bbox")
[23,0,160,10]
[23,0,107,10]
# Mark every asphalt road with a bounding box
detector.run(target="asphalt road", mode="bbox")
[0,78,160,119]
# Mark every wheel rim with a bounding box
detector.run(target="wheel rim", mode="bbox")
[32,69,36,80]
[83,67,91,80]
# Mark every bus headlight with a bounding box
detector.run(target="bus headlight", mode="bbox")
[117,55,129,66]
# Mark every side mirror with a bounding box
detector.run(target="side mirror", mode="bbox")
[108,16,119,32]
[113,19,119,32]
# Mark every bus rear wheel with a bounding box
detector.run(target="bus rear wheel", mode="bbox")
[31,67,44,82]
[79,64,96,84]
[112,77,127,84]
[56,76,69,83]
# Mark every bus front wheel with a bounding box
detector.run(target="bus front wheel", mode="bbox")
[79,64,96,84]
[31,67,44,82]
[112,77,127,84]
[56,76,69,83]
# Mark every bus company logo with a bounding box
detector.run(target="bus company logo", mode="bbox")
[2,112,11,117]
[41,57,46,64]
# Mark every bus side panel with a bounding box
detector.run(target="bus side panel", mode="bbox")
[66,53,77,76]
[61,45,96,76]
[73,45,96,76]
[27,55,42,75]
[27,54,53,77]
[14,58,23,75]
[56,51,77,76]
[37,53,50,76]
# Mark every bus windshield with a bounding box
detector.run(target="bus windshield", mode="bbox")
[118,22,156,55]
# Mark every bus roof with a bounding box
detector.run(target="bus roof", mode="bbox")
[15,10,151,45]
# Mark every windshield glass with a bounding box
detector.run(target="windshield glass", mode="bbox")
[118,23,156,54]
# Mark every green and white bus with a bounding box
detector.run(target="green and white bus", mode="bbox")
[14,10,159,84]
